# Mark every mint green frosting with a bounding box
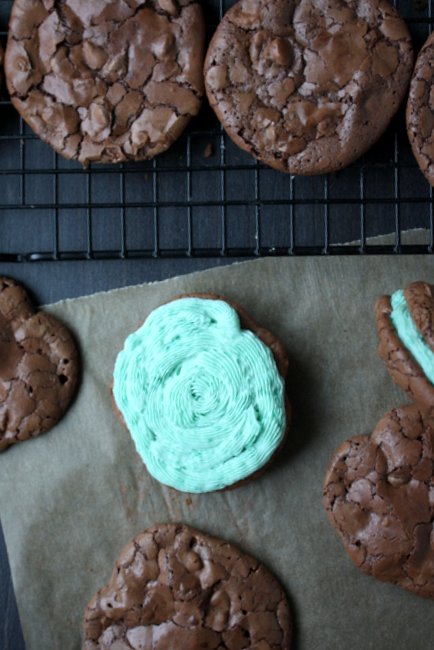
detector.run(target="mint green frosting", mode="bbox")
[390,289,434,383]
[113,298,286,493]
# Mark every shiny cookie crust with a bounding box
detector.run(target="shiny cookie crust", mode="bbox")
[407,31,434,186]
[5,0,205,165]
[0,276,79,452]
[323,404,434,600]
[204,0,413,175]
[83,523,293,649]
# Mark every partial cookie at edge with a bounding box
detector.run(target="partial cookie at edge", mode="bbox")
[0,41,3,89]
[375,281,434,408]
[0,276,79,452]
[406,31,434,186]
[83,523,293,648]
[323,404,434,599]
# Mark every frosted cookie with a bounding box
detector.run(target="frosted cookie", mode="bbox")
[83,523,293,649]
[323,404,434,599]
[0,277,78,452]
[204,0,413,174]
[5,0,205,165]
[112,293,290,493]
[376,281,434,408]
[407,32,434,185]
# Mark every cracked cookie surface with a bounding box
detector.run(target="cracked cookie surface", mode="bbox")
[0,276,78,452]
[5,0,205,165]
[407,32,434,186]
[83,523,292,649]
[323,404,434,599]
[204,0,413,174]
[376,281,434,408]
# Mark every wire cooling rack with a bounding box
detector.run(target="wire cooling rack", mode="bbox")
[0,0,434,262]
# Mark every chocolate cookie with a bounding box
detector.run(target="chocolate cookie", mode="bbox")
[323,404,434,599]
[83,523,293,649]
[204,0,413,174]
[0,277,78,452]
[407,32,434,185]
[112,293,290,493]
[5,0,205,165]
[376,281,434,408]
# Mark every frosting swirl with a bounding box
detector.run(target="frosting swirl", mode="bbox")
[113,297,286,493]
[390,289,434,384]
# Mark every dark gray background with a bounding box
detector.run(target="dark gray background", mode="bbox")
[1,0,434,647]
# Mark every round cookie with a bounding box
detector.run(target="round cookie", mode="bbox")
[323,404,434,599]
[407,32,434,185]
[376,281,434,408]
[204,0,413,175]
[0,277,78,452]
[5,0,205,165]
[112,293,290,493]
[83,523,293,649]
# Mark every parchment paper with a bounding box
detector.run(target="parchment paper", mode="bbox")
[1,257,434,650]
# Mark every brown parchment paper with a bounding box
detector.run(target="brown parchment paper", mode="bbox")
[1,256,434,650]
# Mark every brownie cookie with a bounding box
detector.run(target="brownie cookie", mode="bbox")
[83,523,293,649]
[112,293,290,493]
[407,32,434,185]
[376,281,434,408]
[5,0,205,165]
[323,404,434,599]
[0,277,78,452]
[204,0,413,174]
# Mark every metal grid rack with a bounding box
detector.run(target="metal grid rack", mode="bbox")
[1,0,434,262]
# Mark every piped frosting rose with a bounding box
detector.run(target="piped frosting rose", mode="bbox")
[113,297,286,493]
